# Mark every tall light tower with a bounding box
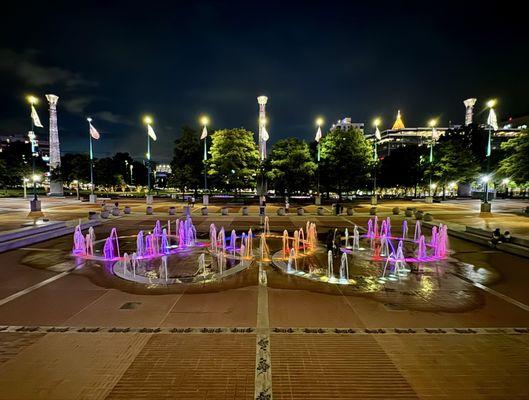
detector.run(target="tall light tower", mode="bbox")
[463,98,477,126]
[257,95,268,161]
[256,96,269,207]
[46,94,63,196]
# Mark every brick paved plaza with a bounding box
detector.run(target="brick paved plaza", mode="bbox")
[0,198,529,399]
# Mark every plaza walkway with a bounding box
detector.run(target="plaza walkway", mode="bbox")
[0,198,528,398]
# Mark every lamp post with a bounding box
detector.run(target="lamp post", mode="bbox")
[143,115,156,204]
[372,118,381,205]
[426,118,437,203]
[315,117,324,204]
[27,95,39,201]
[23,177,29,198]
[73,179,80,200]
[482,99,497,211]
[200,115,209,205]
[130,163,134,185]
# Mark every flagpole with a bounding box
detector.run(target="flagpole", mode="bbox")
[203,137,207,191]
[30,103,37,200]
[147,128,151,193]
[87,118,95,196]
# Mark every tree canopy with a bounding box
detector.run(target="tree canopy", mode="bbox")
[498,129,529,185]
[207,128,260,192]
[319,127,372,197]
[169,126,203,193]
[265,138,317,195]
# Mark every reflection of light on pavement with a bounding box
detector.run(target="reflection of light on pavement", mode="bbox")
[419,275,434,298]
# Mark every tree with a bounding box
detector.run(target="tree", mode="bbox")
[169,126,202,194]
[498,129,529,184]
[428,127,481,198]
[0,141,45,187]
[60,153,90,184]
[112,152,134,185]
[265,138,317,196]
[319,127,372,198]
[207,128,260,192]
[95,157,122,190]
[379,146,427,195]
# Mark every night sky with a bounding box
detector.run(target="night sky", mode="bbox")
[1,0,528,162]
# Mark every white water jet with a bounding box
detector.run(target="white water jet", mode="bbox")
[327,250,333,278]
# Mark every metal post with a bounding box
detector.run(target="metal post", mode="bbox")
[89,128,94,195]
[317,142,320,194]
[147,133,151,192]
[203,137,208,190]
[429,128,435,197]
[29,109,37,200]
[373,140,377,197]
[484,125,491,203]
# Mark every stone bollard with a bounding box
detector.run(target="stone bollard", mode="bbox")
[101,210,110,219]
[169,206,176,216]
[317,207,324,215]
[146,206,153,215]
[242,206,248,216]
[415,210,424,220]
[88,211,99,220]
[201,207,208,215]
[347,207,354,216]
[221,207,229,216]
[297,207,304,216]
[424,213,433,221]
[124,206,131,214]
[182,206,191,216]
[277,207,285,216]
[370,207,377,215]
[111,207,120,216]
[392,207,400,215]
[404,208,413,217]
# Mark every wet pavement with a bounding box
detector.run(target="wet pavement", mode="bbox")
[0,209,528,399]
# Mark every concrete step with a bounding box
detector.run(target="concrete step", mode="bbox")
[0,222,67,244]
[0,220,100,254]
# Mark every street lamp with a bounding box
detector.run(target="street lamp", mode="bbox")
[22,177,29,198]
[26,95,39,202]
[426,118,438,202]
[315,117,324,200]
[372,117,382,205]
[200,115,209,197]
[143,115,154,196]
[72,179,80,200]
[483,99,497,209]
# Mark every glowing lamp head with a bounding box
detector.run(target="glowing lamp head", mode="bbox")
[87,117,92,122]
[32,174,41,182]
[23,177,29,183]
[487,99,496,109]
[143,115,153,125]
[428,119,438,128]
[26,95,38,105]
[200,115,209,126]
[315,117,324,127]
[481,175,491,183]
[373,117,381,127]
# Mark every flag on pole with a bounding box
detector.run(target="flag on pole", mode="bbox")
[200,125,208,140]
[89,122,100,139]
[261,126,269,141]
[31,105,43,128]
[375,126,381,140]
[315,126,322,142]
[147,124,157,141]
[487,108,498,131]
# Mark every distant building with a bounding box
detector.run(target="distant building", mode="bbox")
[155,164,172,187]
[366,107,523,157]
[330,118,364,133]
[0,133,50,161]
